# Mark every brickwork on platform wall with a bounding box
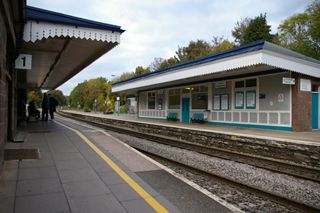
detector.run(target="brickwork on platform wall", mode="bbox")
[61,112,320,169]
[0,13,8,169]
[291,73,312,132]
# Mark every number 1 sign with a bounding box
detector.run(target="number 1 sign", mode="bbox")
[15,54,32,70]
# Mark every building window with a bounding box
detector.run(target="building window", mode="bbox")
[235,91,244,109]
[234,78,257,110]
[157,93,164,110]
[168,89,180,109]
[246,90,256,109]
[246,79,257,87]
[235,81,245,88]
[191,85,208,109]
[148,92,155,109]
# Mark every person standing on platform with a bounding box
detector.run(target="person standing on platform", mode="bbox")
[48,94,58,119]
[41,93,49,121]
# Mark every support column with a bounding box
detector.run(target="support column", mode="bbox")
[136,92,139,118]
[291,73,312,131]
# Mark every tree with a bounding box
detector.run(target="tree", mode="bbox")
[158,57,178,70]
[232,17,251,45]
[134,66,150,76]
[148,58,164,72]
[277,0,320,60]
[48,90,67,106]
[212,36,235,53]
[241,13,274,45]
[175,39,213,63]
[27,89,42,107]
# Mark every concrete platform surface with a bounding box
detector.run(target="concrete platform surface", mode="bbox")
[0,116,238,213]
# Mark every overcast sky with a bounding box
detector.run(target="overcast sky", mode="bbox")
[28,0,313,95]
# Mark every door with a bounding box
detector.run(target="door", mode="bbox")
[312,92,319,129]
[182,97,190,123]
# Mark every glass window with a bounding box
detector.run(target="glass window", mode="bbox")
[199,85,208,92]
[157,94,164,110]
[246,79,257,87]
[235,81,245,88]
[192,93,208,109]
[148,92,155,109]
[191,86,199,93]
[169,95,180,109]
[182,88,191,94]
[235,91,244,109]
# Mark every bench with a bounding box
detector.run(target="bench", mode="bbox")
[167,112,179,121]
[191,113,207,123]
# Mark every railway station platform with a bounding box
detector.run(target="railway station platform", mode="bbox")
[61,110,320,143]
[0,116,239,213]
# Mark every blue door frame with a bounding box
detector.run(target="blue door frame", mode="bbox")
[182,97,190,123]
[312,92,319,129]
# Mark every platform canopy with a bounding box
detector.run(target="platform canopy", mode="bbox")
[21,6,124,89]
[112,40,320,93]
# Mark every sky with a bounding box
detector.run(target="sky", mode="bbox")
[27,0,314,95]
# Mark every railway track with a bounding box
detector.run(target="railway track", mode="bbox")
[58,112,320,183]
[140,150,319,213]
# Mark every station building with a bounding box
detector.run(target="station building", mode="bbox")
[112,41,320,132]
[0,1,123,171]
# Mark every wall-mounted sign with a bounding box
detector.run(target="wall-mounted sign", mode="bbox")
[282,77,295,85]
[221,94,229,110]
[213,95,220,110]
[235,91,244,109]
[15,54,32,70]
[300,79,311,91]
[214,81,226,89]
[278,93,284,102]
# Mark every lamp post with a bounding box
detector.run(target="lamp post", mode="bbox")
[116,96,120,116]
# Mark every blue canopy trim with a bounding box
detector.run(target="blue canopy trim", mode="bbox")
[26,6,125,33]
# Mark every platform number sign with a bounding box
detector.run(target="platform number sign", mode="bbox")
[15,54,32,70]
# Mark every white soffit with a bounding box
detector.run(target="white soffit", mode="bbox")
[113,50,320,93]
[23,21,121,43]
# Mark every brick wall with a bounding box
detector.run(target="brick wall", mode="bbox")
[0,11,8,169]
[291,73,312,131]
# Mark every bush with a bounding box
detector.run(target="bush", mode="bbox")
[83,106,91,112]
[120,105,127,113]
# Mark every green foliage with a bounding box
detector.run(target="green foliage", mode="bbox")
[241,13,274,45]
[69,77,115,112]
[158,57,178,70]
[277,0,320,59]
[212,36,235,52]
[232,17,251,45]
[48,90,66,106]
[175,39,213,63]
[27,89,42,107]
[134,66,150,76]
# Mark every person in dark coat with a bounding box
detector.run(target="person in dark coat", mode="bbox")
[41,93,49,121]
[48,94,58,119]
[28,100,40,120]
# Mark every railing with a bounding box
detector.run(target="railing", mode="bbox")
[209,110,291,127]
[139,110,166,118]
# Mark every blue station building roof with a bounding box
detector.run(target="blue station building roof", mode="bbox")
[26,6,125,33]
[113,40,320,86]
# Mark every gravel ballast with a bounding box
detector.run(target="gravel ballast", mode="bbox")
[108,131,320,211]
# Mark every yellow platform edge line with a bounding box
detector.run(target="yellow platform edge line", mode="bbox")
[56,121,169,213]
